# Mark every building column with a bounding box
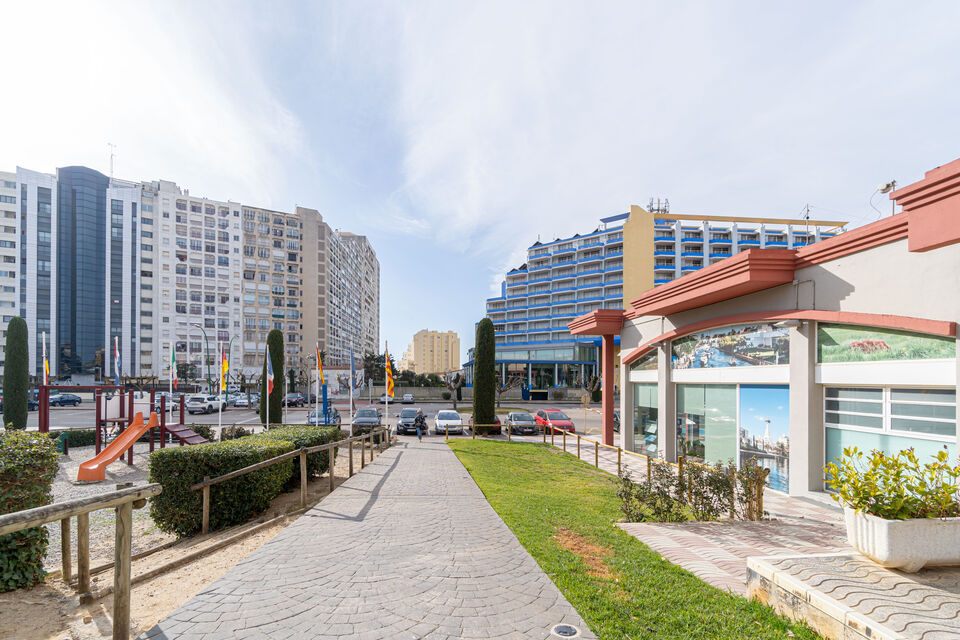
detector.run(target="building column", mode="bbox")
[789,321,821,495]
[620,361,634,452]
[601,334,615,445]
[657,341,676,462]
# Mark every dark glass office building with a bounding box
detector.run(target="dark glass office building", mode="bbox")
[57,166,109,375]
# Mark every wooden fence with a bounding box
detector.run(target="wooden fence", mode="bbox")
[0,483,162,640]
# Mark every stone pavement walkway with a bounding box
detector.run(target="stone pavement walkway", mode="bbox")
[140,438,595,640]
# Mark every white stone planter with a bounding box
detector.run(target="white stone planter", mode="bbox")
[843,506,960,572]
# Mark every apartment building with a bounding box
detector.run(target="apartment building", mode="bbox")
[405,330,460,375]
[0,164,379,387]
[474,207,845,392]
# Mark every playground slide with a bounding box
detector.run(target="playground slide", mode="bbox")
[77,411,158,482]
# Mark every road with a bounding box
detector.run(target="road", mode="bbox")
[28,399,611,437]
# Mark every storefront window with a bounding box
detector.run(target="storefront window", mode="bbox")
[818,324,955,363]
[557,363,581,387]
[676,384,737,463]
[531,364,554,390]
[672,323,789,369]
[630,350,657,371]
[738,385,790,493]
[633,383,657,456]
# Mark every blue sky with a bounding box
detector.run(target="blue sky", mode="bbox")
[3,1,960,364]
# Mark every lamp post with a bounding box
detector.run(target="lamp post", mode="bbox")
[190,322,212,393]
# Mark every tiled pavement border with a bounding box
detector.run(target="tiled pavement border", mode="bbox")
[139,438,596,639]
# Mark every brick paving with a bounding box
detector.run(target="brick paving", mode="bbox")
[512,430,850,595]
[140,437,595,639]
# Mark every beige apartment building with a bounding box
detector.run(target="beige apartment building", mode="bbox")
[406,329,460,375]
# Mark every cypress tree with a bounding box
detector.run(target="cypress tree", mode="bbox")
[472,318,496,429]
[259,329,285,425]
[2,317,29,430]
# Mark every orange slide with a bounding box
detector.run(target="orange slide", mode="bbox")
[77,411,158,482]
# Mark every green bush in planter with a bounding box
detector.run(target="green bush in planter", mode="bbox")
[0,431,59,591]
[250,425,341,482]
[148,438,294,537]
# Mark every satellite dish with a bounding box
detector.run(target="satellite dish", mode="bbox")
[878,180,897,194]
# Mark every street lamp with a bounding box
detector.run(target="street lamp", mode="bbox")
[190,322,212,393]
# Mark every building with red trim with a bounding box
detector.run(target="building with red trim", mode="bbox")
[569,158,960,497]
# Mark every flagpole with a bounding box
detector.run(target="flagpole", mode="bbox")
[42,331,47,386]
[349,347,354,438]
[169,342,174,428]
[218,340,223,436]
[384,341,389,431]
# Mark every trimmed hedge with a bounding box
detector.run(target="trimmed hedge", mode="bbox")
[2,316,29,430]
[0,431,59,591]
[473,318,496,431]
[249,425,341,483]
[54,429,96,448]
[148,438,294,537]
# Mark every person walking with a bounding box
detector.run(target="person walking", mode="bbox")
[414,409,426,442]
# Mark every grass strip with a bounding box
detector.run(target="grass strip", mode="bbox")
[449,440,820,640]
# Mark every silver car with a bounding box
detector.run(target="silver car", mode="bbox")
[434,410,463,435]
[506,411,539,435]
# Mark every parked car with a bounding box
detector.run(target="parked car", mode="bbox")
[378,393,396,404]
[283,393,305,407]
[534,409,575,432]
[307,407,341,426]
[467,414,501,435]
[614,410,620,433]
[49,392,82,407]
[436,410,464,435]
[351,407,382,434]
[27,392,39,411]
[505,411,539,435]
[233,395,250,408]
[396,408,422,435]
[186,394,225,415]
[401,393,414,404]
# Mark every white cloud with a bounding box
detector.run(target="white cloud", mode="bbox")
[0,1,308,206]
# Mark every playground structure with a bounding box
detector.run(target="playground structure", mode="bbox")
[35,384,209,480]
[77,412,159,482]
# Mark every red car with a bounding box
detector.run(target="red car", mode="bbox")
[468,414,502,435]
[535,409,575,433]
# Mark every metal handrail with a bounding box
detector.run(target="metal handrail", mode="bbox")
[0,483,162,640]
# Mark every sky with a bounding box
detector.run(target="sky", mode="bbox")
[2,0,960,365]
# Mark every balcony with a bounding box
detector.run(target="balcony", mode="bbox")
[506,292,527,299]
[680,236,703,243]
[680,251,702,257]
[604,251,623,259]
[653,250,676,257]
[529,264,551,272]
[577,242,603,251]
[765,241,788,247]
[709,237,732,245]
[708,252,731,259]
[528,276,551,285]
[654,235,676,242]
[604,279,624,286]
[551,260,576,269]
[654,277,672,285]
[506,280,527,288]
[681,264,701,272]
[578,254,603,264]
[738,238,761,246]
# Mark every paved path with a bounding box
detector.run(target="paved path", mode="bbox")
[141,438,595,640]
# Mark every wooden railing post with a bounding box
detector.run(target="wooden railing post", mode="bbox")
[299,450,307,508]
[77,512,90,601]
[113,500,133,640]
[576,434,580,459]
[729,468,737,519]
[677,456,686,502]
[646,455,652,484]
[201,477,210,535]
[60,517,71,584]
[562,430,566,452]
[507,424,511,442]
[349,440,354,477]
[594,441,598,467]
[550,427,554,446]
[542,426,546,443]
[328,445,335,493]
[361,437,366,469]
[617,447,622,475]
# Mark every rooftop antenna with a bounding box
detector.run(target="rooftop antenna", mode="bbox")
[107,143,117,182]
[878,180,897,216]
[803,203,810,238]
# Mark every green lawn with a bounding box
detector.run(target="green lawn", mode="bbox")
[449,440,820,640]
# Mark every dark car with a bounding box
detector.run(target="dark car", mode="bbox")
[50,393,82,407]
[467,414,501,435]
[27,395,39,411]
[505,411,539,435]
[351,407,382,434]
[396,407,422,435]
[614,410,620,433]
[283,393,305,407]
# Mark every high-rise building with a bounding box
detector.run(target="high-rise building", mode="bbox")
[472,206,845,392]
[0,164,379,388]
[406,329,460,375]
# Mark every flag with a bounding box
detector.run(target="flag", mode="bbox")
[114,336,122,386]
[266,349,275,395]
[385,348,394,398]
[316,343,324,385]
[221,345,229,391]
[171,342,178,389]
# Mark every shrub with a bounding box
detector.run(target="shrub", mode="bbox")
[2,317,29,431]
[220,425,250,441]
[149,438,294,537]
[551,389,565,401]
[441,391,451,400]
[249,425,341,483]
[60,429,97,448]
[190,424,216,442]
[0,431,59,591]
[825,445,960,520]
[473,318,496,427]
[259,329,284,425]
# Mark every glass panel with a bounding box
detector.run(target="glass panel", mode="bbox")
[630,350,658,371]
[825,399,883,414]
[676,384,736,464]
[891,388,956,403]
[825,412,883,429]
[818,323,955,363]
[738,385,790,493]
[890,418,956,437]
[633,383,658,457]
[891,403,955,420]
[826,427,956,468]
[825,387,882,400]
[672,323,789,369]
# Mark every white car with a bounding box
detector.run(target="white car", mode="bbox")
[186,394,225,415]
[233,395,250,408]
[401,393,414,404]
[434,410,463,435]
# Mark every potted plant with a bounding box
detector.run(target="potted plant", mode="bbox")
[825,446,960,572]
